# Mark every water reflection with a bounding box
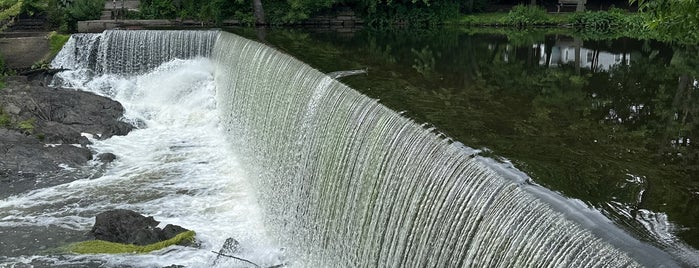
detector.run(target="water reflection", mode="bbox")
[229,27,699,257]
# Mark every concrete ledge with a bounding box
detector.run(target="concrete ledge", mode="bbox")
[0,34,50,69]
[78,20,178,33]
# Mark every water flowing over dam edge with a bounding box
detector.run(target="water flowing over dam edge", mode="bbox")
[45,29,687,267]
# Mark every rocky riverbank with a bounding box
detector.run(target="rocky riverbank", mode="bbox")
[0,74,133,197]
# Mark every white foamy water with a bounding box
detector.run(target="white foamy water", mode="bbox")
[0,59,282,267]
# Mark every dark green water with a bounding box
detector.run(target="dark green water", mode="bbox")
[230,27,699,252]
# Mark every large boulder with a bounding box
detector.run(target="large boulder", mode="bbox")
[0,128,93,199]
[90,209,190,246]
[0,75,134,144]
[0,75,134,198]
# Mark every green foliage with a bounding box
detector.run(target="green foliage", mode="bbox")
[67,231,196,254]
[284,0,335,22]
[18,118,35,133]
[570,10,625,30]
[1,0,52,31]
[48,31,70,57]
[360,0,460,27]
[20,0,49,16]
[0,111,9,127]
[0,0,23,31]
[502,4,554,26]
[139,0,177,19]
[631,0,699,44]
[48,0,105,33]
[459,7,694,43]
[136,0,250,24]
[31,60,50,70]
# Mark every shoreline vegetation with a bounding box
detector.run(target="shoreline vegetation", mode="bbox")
[0,1,697,44]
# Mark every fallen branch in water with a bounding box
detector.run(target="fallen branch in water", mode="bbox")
[210,251,287,268]
[211,251,261,267]
[327,68,368,79]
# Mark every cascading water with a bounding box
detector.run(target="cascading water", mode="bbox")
[212,32,682,267]
[0,30,687,267]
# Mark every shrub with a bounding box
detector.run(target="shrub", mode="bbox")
[503,4,552,26]
[49,0,105,33]
[48,31,70,57]
[18,118,36,133]
[570,11,625,31]
[139,0,177,19]
[0,111,10,127]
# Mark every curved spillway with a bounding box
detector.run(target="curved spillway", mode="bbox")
[211,31,676,267]
[0,30,687,267]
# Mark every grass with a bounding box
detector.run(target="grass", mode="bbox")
[459,5,572,27]
[66,230,196,254]
[456,6,693,43]
[17,118,35,133]
[0,109,10,127]
[48,31,70,60]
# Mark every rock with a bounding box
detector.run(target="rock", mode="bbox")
[90,209,191,246]
[0,128,93,197]
[0,76,134,144]
[162,224,188,239]
[97,153,117,163]
[212,238,242,265]
[4,103,21,115]
[219,237,241,255]
[0,76,134,197]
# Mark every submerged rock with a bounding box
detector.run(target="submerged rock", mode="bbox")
[68,210,196,254]
[96,152,117,163]
[90,209,192,246]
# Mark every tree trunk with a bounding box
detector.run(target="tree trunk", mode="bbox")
[252,0,266,25]
[574,38,582,75]
[576,0,586,12]
[530,0,536,6]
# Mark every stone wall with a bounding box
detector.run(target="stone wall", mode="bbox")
[0,33,50,69]
[301,10,363,28]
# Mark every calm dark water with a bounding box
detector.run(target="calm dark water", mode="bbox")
[230,27,699,252]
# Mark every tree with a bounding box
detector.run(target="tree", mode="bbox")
[630,0,699,43]
[252,0,265,24]
[576,0,585,12]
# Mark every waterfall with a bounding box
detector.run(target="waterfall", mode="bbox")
[33,30,684,267]
[53,30,218,75]
[211,32,674,267]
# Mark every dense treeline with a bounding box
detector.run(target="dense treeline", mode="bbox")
[133,0,636,26]
[136,0,471,26]
[0,0,697,43]
[0,0,105,32]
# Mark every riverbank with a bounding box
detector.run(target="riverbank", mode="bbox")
[455,6,696,44]
[0,75,133,198]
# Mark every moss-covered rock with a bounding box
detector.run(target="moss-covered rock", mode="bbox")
[67,230,196,254]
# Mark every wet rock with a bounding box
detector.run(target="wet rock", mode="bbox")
[0,128,93,197]
[0,76,134,144]
[212,238,242,265]
[0,75,134,197]
[97,153,117,163]
[90,209,192,246]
